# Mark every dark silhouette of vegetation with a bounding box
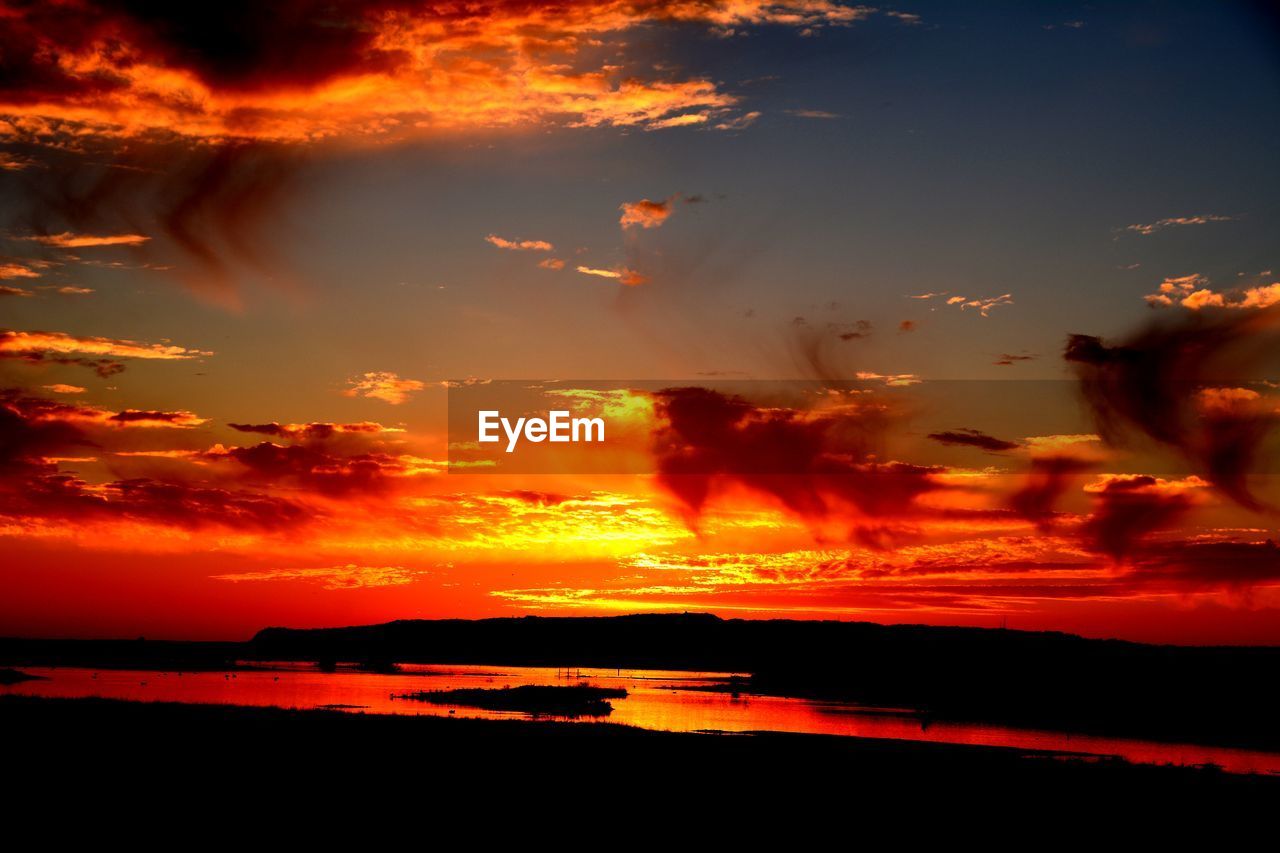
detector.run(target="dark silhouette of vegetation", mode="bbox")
[392,684,627,716]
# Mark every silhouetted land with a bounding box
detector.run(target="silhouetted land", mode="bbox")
[0,667,43,685]
[4,613,1280,750]
[392,685,628,716]
[3,695,1275,804]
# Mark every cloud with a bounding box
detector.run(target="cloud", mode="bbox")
[0,263,41,280]
[907,291,1012,316]
[344,371,425,405]
[786,109,840,119]
[43,384,85,394]
[927,429,1021,453]
[4,474,315,532]
[538,258,566,270]
[1009,455,1095,529]
[54,286,94,295]
[1081,474,1206,561]
[1065,309,1280,510]
[993,353,1035,366]
[107,409,208,428]
[1145,273,1280,311]
[0,391,312,531]
[714,111,761,131]
[1,391,205,431]
[210,564,419,590]
[956,294,1013,316]
[2,3,847,290]
[1123,215,1234,235]
[209,442,418,495]
[619,197,674,230]
[0,285,32,298]
[0,1,847,146]
[0,329,212,360]
[651,386,942,528]
[576,265,648,286]
[17,232,150,248]
[228,421,401,440]
[648,113,709,129]
[485,234,554,252]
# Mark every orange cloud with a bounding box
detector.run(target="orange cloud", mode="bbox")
[0,264,41,280]
[576,265,648,286]
[538,258,566,270]
[0,329,212,360]
[1146,274,1280,310]
[0,325,212,358]
[18,232,151,248]
[0,285,32,297]
[344,371,425,405]
[485,234,554,252]
[210,564,419,589]
[0,1,863,146]
[619,197,674,230]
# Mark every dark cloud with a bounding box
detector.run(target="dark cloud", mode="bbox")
[0,388,311,530]
[927,428,1020,453]
[1009,455,1095,529]
[216,441,408,495]
[3,472,313,531]
[1127,540,1280,591]
[651,386,941,528]
[1081,476,1194,561]
[993,353,1035,366]
[0,350,127,377]
[1065,310,1280,510]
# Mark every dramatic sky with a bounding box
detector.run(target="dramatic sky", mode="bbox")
[2,0,1279,642]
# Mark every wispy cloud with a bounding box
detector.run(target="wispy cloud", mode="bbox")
[0,329,212,359]
[211,564,419,589]
[485,234,554,252]
[576,265,648,286]
[1122,214,1234,235]
[18,232,150,248]
[786,109,841,119]
[344,371,425,405]
[0,263,41,280]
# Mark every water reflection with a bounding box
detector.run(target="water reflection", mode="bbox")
[6,662,1278,776]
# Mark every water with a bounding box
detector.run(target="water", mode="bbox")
[6,662,1278,775]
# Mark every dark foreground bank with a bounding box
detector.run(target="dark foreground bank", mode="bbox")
[4,694,1276,805]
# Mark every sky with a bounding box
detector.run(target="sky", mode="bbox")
[2,0,1279,643]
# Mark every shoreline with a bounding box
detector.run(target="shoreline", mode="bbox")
[4,694,1277,796]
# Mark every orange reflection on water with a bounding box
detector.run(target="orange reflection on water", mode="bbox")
[7,664,1279,776]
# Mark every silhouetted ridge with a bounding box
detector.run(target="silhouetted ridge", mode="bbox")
[248,613,1280,750]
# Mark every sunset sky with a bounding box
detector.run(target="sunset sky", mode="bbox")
[2,0,1279,643]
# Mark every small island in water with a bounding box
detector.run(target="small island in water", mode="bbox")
[392,684,628,717]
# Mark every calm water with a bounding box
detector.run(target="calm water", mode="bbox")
[6,662,1279,776]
